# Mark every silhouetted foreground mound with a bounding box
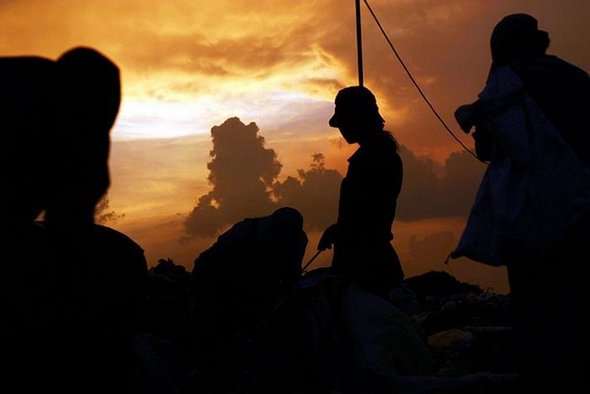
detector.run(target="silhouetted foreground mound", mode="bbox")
[403,271,514,378]
[145,261,516,393]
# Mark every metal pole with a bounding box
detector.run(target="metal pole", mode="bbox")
[355,0,364,86]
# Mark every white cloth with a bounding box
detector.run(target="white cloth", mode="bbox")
[341,283,434,377]
[453,66,590,266]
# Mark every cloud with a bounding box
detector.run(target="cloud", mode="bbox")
[397,145,485,221]
[183,118,345,238]
[272,153,342,230]
[397,145,442,220]
[184,117,281,237]
[94,195,125,225]
[437,151,487,216]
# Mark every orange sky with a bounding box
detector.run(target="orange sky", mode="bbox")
[3,0,589,292]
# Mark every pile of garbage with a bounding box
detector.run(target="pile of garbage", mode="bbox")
[144,260,516,393]
[403,271,514,378]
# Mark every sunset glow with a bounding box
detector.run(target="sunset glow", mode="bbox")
[3,0,589,292]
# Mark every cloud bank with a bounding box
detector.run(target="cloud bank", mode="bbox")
[183,117,485,240]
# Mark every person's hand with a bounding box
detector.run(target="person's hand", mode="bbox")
[317,223,338,251]
[454,101,481,133]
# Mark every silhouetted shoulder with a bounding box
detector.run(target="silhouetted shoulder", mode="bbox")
[91,224,145,253]
[35,220,147,276]
[90,224,148,272]
[511,54,589,80]
[77,224,148,338]
[511,54,590,165]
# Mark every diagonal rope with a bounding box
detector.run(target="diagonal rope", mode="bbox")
[363,0,485,164]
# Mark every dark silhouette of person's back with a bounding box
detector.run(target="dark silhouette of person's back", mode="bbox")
[190,207,308,390]
[39,47,149,394]
[0,55,59,391]
[192,207,307,337]
[0,47,149,393]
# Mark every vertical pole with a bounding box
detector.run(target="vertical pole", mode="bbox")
[355,0,364,86]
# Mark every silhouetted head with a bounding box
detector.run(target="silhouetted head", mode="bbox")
[329,86,385,144]
[490,13,550,67]
[0,56,57,226]
[46,47,121,226]
[270,207,304,232]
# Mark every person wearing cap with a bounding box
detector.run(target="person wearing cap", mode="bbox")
[318,86,404,298]
[453,14,590,391]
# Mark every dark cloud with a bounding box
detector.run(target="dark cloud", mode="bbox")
[94,195,125,224]
[272,153,342,230]
[184,117,280,237]
[397,145,485,221]
[397,145,442,220]
[183,118,343,239]
[437,151,487,216]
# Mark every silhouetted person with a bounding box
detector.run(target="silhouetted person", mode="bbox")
[0,55,58,391]
[453,14,590,392]
[318,86,404,298]
[0,56,55,229]
[193,207,307,336]
[35,47,149,393]
[191,207,308,391]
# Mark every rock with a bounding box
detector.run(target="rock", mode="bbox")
[427,329,474,351]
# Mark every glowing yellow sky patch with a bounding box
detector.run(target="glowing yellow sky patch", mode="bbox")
[115,51,342,140]
[114,91,334,140]
[115,98,227,140]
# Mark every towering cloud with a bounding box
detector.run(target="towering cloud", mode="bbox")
[184,117,281,237]
[183,118,344,238]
